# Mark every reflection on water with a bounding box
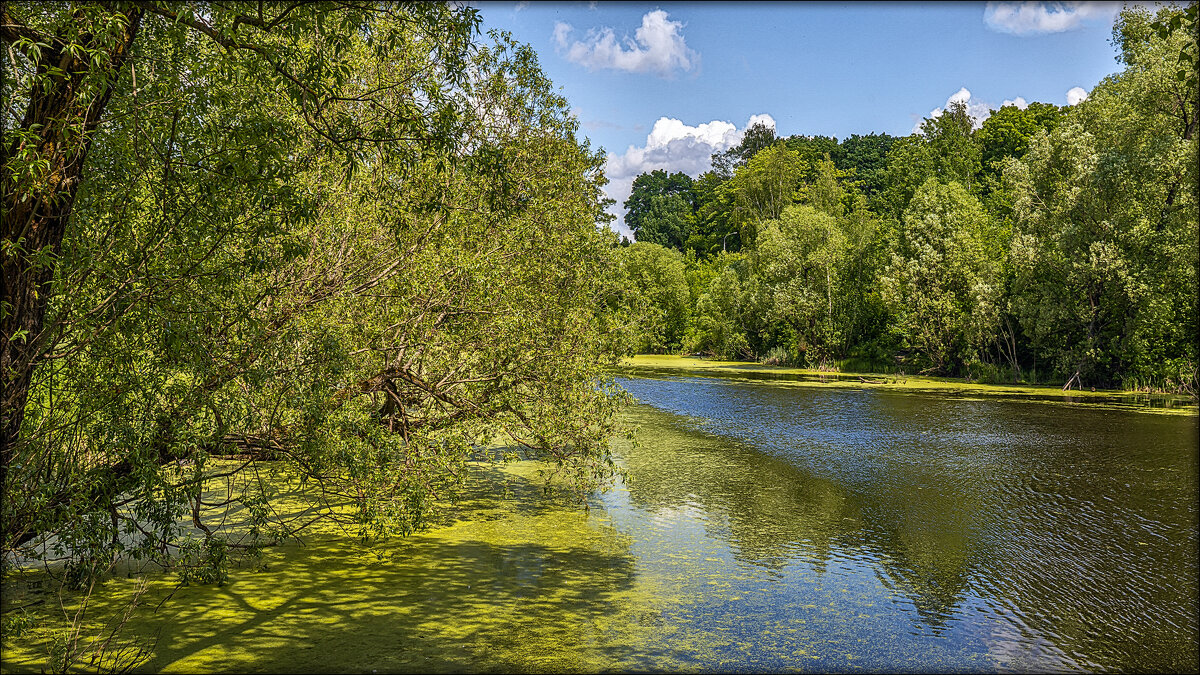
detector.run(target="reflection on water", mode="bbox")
[611,376,1198,672]
[2,376,1195,672]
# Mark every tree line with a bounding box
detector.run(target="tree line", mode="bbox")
[609,4,1198,393]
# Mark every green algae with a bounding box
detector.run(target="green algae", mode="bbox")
[1,444,967,673]
[1,461,709,674]
[616,354,1199,415]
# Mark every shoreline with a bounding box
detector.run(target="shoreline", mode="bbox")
[613,355,1199,416]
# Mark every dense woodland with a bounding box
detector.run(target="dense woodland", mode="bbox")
[610,5,1198,392]
[0,2,1195,597]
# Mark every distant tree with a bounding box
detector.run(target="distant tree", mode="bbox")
[876,101,982,221]
[624,170,695,249]
[1006,4,1198,388]
[807,153,848,218]
[976,102,1063,170]
[880,179,999,375]
[687,171,739,255]
[974,102,1064,219]
[728,144,806,245]
[922,101,982,191]
[685,256,752,359]
[780,134,842,183]
[835,194,892,361]
[837,133,897,197]
[753,205,846,366]
[711,121,778,178]
[875,135,934,222]
[613,243,691,353]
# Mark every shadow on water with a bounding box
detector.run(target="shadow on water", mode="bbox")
[1,464,694,674]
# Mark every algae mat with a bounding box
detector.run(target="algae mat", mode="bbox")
[2,461,685,673]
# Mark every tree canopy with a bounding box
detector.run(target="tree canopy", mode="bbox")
[2,2,624,573]
[623,170,695,250]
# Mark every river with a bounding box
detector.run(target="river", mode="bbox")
[2,373,1196,672]
[605,375,1198,672]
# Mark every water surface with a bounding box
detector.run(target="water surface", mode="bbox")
[607,375,1198,672]
[2,375,1195,672]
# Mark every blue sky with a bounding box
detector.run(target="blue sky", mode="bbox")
[472,1,1152,238]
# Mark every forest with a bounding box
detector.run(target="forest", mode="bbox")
[609,4,1198,392]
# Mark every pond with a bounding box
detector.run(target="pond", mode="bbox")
[2,374,1196,672]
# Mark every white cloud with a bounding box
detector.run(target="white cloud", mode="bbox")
[1002,96,1029,109]
[603,114,775,239]
[1066,86,1089,105]
[746,113,777,131]
[983,2,1118,36]
[553,10,699,78]
[552,21,571,48]
[916,87,994,133]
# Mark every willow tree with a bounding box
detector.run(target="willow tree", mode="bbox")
[2,3,622,573]
[753,205,845,367]
[880,179,1000,375]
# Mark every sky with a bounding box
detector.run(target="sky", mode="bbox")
[472,1,1157,239]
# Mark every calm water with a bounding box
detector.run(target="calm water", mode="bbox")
[604,375,1199,672]
[3,374,1196,672]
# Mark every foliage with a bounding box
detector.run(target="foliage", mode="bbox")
[836,133,897,197]
[753,205,845,367]
[780,134,842,184]
[727,144,806,245]
[1006,4,1198,387]
[2,4,625,576]
[711,121,777,178]
[611,243,691,354]
[621,4,1195,388]
[176,536,229,586]
[684,255,752,359]
[686,171,740,255]
[880,179,999,375]
[623,170,696,251]
[975,102,1064,171]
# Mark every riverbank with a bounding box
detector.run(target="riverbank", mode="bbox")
[614,355,1199,415]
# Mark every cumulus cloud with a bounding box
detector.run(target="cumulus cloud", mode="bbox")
[1066,86,1089,105]
[1002,96,1029,109]
[983,1,1118,36]
[602,114,776,238]
[553,10,699,78]
[916,87,995,133]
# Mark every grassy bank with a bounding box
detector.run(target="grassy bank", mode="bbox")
[614,355,1198,415]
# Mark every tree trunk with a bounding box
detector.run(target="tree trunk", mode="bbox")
[1,8,144,530]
